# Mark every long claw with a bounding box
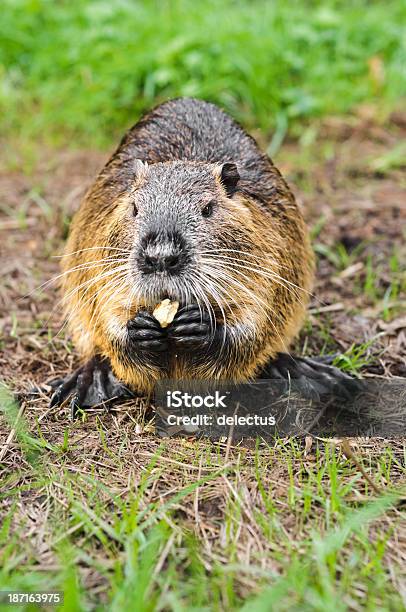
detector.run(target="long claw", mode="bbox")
[260,353,364,401]
[48,357,133,415]
[50,371,79,407]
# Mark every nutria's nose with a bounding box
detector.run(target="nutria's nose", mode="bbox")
[138,230,188,275]
[143,253,181,274]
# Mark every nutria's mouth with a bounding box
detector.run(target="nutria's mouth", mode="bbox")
[135,277,190,308]
[133,267,228,314]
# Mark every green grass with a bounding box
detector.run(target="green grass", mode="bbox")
[313,238,406,320]
[1,0,405,148]
[1,384,404,610]
[0,425,404,610]
[333,339,379,375]
[314,241,365,271]
[368,142,406,174]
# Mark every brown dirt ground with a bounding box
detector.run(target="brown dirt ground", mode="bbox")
[0,115,405,603]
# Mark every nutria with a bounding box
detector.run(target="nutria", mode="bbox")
[50,98,354,412]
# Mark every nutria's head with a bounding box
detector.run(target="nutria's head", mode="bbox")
[108,159,276,312]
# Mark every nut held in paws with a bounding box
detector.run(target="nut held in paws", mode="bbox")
[153,299,179,328]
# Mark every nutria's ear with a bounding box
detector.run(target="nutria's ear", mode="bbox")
[214,162,240,197]
[133,159,149,180]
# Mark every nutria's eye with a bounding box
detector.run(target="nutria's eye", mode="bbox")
[133,203,138,217]
[202,201,215,218]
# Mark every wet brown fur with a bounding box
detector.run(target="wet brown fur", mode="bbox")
[61,98,315,393]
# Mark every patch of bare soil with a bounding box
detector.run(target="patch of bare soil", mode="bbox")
[0,118,405,600]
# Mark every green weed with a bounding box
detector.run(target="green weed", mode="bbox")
[333,339,380,375]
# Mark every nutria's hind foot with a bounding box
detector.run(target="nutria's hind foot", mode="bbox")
[49,356,133,418]
[260,353,363,401]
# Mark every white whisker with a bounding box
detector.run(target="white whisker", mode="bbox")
[54,246,131,258]
[201,254,311,299]
[201,262,290,354]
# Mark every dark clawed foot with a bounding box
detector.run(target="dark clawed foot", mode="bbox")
[50,356,133,418]
[305,353,340,366]
[127,310,168,353]
[47,377,65,390]
[167,305,213,351]
[261,353,363,401]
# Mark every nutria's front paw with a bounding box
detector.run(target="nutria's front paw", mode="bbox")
[167,305,213,351]
[127,310,169,353]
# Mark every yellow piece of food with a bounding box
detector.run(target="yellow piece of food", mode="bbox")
[153,299,179,328]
